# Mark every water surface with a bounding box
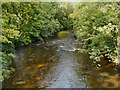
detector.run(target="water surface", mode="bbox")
[2,31,119,88]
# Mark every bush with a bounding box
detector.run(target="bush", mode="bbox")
[72,2,118,62]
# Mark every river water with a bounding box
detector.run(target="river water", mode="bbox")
[2,31,119,88]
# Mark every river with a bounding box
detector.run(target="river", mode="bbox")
[2,31,119,88]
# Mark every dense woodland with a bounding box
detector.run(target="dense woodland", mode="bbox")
[0,2,118,82]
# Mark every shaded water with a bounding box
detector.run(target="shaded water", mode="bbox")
[2,31,119,88]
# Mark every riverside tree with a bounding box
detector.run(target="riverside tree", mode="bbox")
[72,2,118,63]
[1,2,73,82]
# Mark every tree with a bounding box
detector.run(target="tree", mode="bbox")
[1,2,64,81]
[72,2,118,62]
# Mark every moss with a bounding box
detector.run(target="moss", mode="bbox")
[57,31,71,38]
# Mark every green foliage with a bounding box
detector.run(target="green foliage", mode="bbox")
[55,2,74,30]
[32,2,61,38]
[0,51,15,81]
[72,2,118,62]
[1,2,21,82]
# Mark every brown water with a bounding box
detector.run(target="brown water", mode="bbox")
[2,31,119,88]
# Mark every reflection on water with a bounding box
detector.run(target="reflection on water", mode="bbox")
[2,31,119,88]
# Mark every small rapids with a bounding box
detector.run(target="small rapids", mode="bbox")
[2,31,118,88]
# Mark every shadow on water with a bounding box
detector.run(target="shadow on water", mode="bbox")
[2,31,119,88]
